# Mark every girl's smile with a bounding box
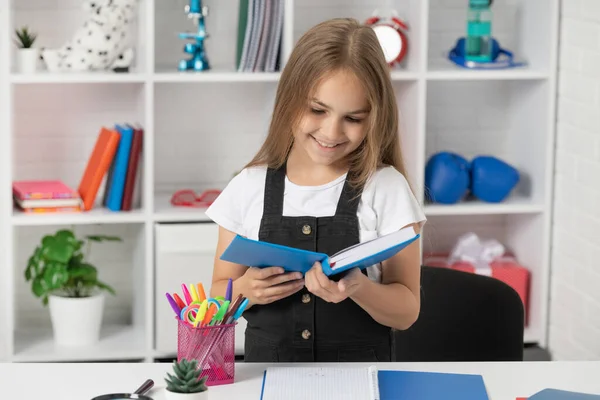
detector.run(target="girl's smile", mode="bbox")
[310,134,348,151]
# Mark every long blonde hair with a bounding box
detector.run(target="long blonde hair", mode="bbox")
[245,17,410,192]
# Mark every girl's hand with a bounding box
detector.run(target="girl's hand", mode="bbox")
[238,266,304,306]
[305,262,364,303]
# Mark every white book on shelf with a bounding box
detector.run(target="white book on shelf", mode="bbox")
[266,0,284,72]
[254,0,272,72]
[245,0,265,72]
[238,0,255,72]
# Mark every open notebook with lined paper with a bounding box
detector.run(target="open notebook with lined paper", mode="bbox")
[259,366,380,400]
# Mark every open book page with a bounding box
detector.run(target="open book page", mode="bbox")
[261,366,380,400]
[329,226,417,270]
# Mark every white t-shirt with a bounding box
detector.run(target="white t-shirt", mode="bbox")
[205,164,426,282]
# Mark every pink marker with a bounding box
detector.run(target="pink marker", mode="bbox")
[181,284,193,305]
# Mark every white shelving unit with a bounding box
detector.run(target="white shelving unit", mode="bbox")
[0,0,559,362]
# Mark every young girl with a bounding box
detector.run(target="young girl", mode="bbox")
[206,17,426,363]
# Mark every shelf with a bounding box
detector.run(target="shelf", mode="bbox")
[11,207,147,226]
[11,324,146,362]
[153,68,419,83]
[10,71,147,84]
[390,70,421,81]
[153,66,281,83]
[425,78,552,208]
[7,67,548,84]
[153,194,211,223]
[426,67,550,81]
[423,212,548,350]
[0,0,559,363]
[424,196,545,216]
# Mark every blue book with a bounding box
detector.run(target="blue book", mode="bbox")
[105,124,134,211]
[529,389,600,399]
[220,226,419,276]
[258,366,489,400]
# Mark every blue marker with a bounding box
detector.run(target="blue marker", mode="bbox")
[232,298,248,321]
[225,278,233,302]
[225,297,248,324]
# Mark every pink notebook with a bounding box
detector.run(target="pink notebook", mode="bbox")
[13,180,79,200]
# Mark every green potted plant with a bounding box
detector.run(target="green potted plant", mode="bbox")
[24,228,120,347]
[165,359,209,399]
[14,26,38,73]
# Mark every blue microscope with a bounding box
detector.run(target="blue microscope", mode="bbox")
[178,0,210,71]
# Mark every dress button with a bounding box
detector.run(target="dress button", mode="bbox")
[302,294,311,303]
[302,329,311,340]
[302,224,312,235]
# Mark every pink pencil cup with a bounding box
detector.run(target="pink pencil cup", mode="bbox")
[176,318,236,386]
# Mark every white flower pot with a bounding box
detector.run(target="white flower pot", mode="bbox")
[165,389,209,400]
[49,293,105,347]
[17,48,38,74]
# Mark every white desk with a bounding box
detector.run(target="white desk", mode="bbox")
[1,361,600,399]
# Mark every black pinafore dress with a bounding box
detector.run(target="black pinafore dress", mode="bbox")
[243,163,392,362]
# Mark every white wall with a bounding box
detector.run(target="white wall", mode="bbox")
[548,0,600,360]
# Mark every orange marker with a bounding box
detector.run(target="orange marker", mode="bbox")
[202,303,218,327]
[196,283,207,303]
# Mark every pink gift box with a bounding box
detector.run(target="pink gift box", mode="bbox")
[424,253,530,326]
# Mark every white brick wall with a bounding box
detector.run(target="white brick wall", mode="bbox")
[549,0,600,360]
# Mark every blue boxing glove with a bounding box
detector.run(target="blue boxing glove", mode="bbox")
[470,155,520,203]
[424,152,470,204]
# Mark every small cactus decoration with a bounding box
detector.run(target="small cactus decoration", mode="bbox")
[14,26,37,48]
[165,359,208,394]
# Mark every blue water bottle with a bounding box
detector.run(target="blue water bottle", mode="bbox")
[466,0,493,62]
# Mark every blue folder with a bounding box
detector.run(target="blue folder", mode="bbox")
[219,229,420,276]
[378,370,489,400]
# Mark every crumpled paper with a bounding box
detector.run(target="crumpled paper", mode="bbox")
[447,232,505,275]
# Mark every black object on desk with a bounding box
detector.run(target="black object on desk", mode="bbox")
[91,378,154,399]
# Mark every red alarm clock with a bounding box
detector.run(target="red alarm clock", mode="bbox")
[365,12,409,66]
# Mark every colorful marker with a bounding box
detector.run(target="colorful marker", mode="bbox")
[193,300,208,328]
[190,283,199,302]
[225,278,233,302]
[205,301,222,326]
[230,298,249,322]
[173,293,186,309]
[196,283,207,303]
[165,293,181,318]
[220,294,242,324]
[210,300,230,326]
[181,284,192,305]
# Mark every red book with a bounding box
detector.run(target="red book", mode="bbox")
[121,125,143,211]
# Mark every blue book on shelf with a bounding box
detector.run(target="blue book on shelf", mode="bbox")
[220,226,419,276]
[106,124,134,211]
